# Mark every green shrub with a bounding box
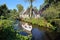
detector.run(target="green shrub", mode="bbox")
[50,19,60,32]
[0,20,13,29]
[23,18,56,31]
[16,34,32,40]
[0,20,32,40]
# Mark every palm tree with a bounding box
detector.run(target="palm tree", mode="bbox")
[24,0,36,17]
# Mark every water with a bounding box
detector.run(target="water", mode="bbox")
[18,31,29,36]
[31,28,47,40]
[14,20,49,40]
[14,20,29,36]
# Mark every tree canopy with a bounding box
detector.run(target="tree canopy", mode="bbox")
[0,4,10,17]
[17,4,23,13]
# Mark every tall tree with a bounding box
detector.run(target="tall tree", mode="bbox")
[17,4,23,13]
[24,0,36,17]
[0,4,10,17]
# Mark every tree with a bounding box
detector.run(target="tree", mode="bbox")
[24,0,35,7]
[17,4,23,13]
[0,4,10,18]
[8,9,19,20]
[24,0,36,17]
[44,0,60,4]
[41,0,60,20]
[42,5,59,20]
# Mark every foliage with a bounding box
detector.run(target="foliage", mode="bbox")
[0,4,10,17]
[0,20,17,40]
[0,0,60,40]
[16,34,32,40]
[49,19,60,32]
[44,0,60,4]
[0,20,32,40]
[0,4,19,20]
[0,3,32,40]
[17,4,24,13]
[0,16,5,19]
[24,0,35,6]
[23,18,56,31]
[0,20,13,29]
[8,9,19,20]
[42,2,60,20]
[24,0,36,17]
[41,1,60,32]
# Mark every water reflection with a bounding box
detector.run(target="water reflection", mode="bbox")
[31,28,48,40]
[14,20,49,40]
[18,31,29,36]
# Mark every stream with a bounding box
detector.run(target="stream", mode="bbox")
[13,20,51,40]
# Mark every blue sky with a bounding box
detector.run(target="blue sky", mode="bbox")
[0,0,44,9]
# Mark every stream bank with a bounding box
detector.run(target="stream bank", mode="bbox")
[19,19,60,40]
[14,19,60,40]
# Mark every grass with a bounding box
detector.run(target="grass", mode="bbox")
[21,18,56,32]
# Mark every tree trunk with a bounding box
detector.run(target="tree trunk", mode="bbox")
[30,0,33,17]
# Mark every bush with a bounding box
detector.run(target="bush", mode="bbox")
[41,2,60,20]
[23,18,56,31]
[50,19,60,32]
[0,20,32,40]
[0,20,17,40]
[0,20,13,29]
